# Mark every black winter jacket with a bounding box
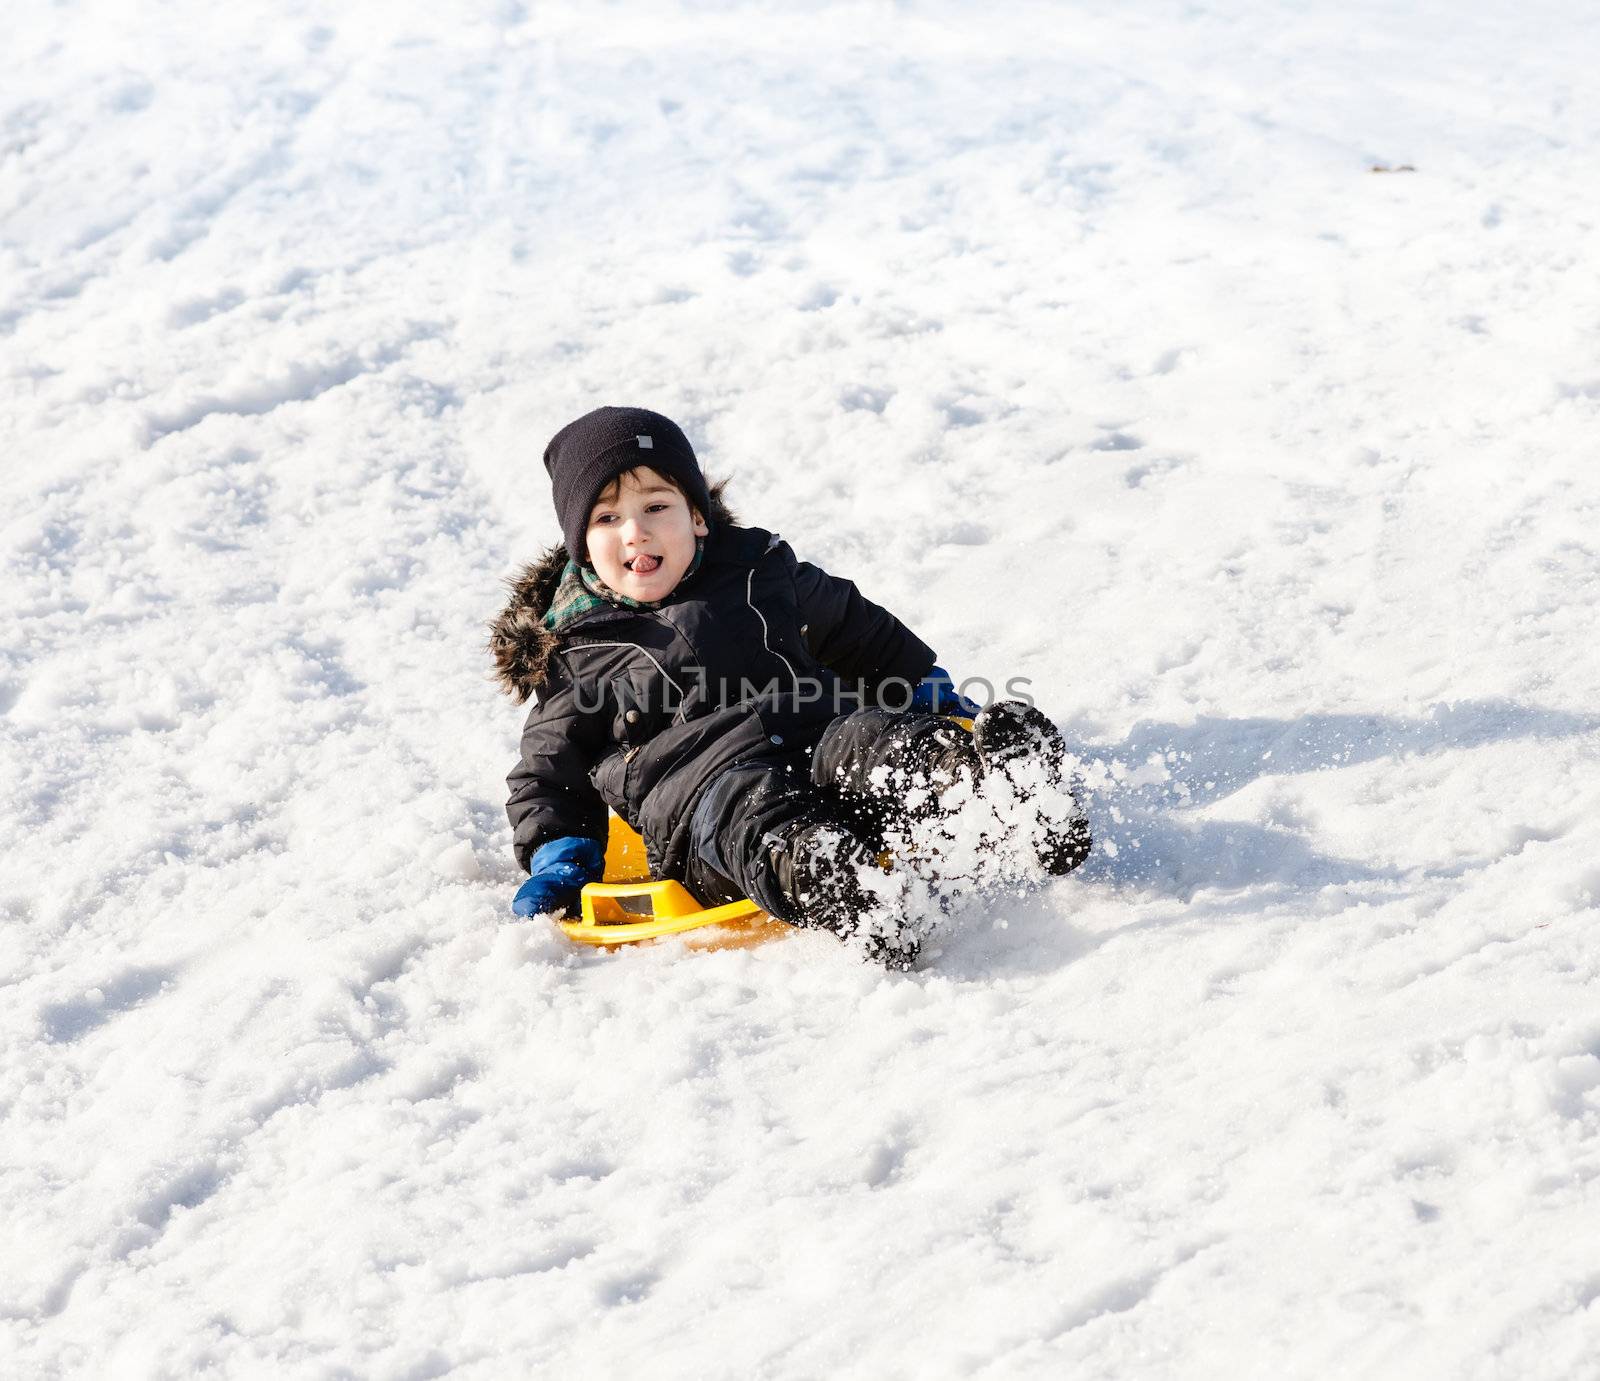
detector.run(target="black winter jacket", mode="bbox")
[490,505,936,878]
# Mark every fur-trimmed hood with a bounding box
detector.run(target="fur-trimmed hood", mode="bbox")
[489,487,737,703]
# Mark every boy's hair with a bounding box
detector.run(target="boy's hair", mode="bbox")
[592,467,695,512]
[543,406,713,559]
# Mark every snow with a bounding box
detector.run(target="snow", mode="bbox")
[5,0,1600,1374]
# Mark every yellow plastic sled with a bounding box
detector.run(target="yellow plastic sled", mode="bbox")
[556,813,779,948]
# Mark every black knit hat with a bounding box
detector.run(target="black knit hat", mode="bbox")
[542,406,713,562]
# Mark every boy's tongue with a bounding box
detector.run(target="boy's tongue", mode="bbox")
[629,554,661,576]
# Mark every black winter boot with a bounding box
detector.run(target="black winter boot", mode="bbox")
[972,702,1092,876]
[766,821,920,971]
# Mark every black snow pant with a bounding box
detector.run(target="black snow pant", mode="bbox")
[683,708,978,923]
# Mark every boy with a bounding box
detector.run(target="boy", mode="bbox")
[490,406,1089,968]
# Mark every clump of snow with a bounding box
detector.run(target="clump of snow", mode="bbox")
[4,0,1600,1374]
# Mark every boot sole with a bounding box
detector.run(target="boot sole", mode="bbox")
[973,701,1067,778]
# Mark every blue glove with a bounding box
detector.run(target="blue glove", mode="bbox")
[512,836,605,918]
[909,665,982,719]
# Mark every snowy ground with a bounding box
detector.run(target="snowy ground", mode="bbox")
[5,0,1600,1375]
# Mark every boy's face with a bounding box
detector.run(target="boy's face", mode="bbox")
[585,466,709,602]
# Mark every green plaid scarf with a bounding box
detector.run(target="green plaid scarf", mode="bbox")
[543,538,705,632]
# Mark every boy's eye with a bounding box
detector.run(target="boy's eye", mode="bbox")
[592,513,617,525]
[646,502,670,513]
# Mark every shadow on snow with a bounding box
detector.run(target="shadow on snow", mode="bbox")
[1068,698,1598,901]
